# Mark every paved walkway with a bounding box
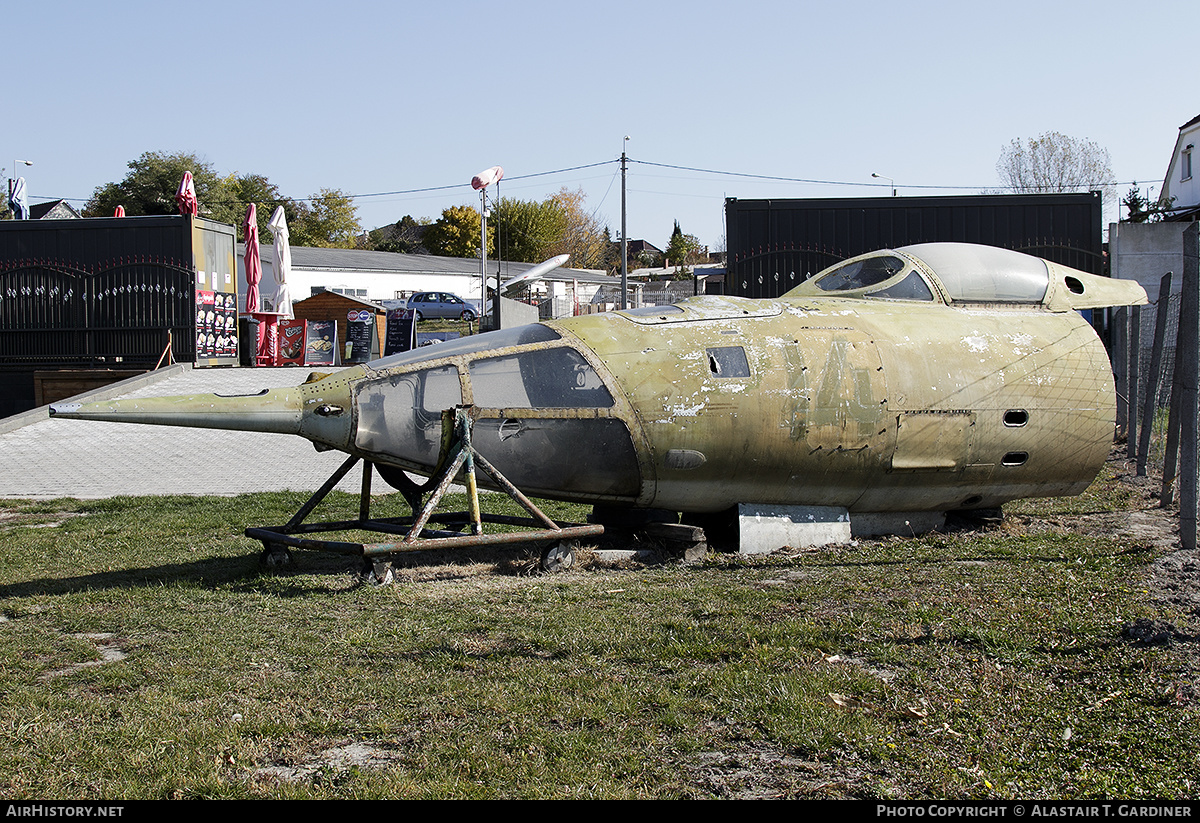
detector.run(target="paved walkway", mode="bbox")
[0,365,374,500]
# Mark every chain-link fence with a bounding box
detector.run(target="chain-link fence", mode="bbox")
[1113,223,1199,548]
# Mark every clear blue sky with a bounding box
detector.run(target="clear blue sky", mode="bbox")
[7,0,1194,253]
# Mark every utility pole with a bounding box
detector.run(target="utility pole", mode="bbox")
[620,136,629,310]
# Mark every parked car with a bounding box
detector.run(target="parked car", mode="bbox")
[405,292,478,321]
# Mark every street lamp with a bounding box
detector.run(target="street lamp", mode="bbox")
[871,172,896,197]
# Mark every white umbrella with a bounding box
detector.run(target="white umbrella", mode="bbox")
[268,205,293,319]
[8,177,28,220]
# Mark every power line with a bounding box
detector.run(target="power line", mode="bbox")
[30,156,1162,209]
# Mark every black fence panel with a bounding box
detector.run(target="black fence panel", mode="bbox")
[725,193,1105,299]
[0,257,194,367]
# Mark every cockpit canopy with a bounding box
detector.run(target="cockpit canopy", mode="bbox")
[784,242,1146,311]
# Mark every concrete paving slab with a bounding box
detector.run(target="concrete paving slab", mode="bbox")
[0,365,378,500]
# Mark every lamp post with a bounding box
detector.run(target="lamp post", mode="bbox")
[471,165,503,328]
[871,172,896,197]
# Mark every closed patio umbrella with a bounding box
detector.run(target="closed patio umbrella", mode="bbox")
[268,205,293,319]
[175,172,198,216]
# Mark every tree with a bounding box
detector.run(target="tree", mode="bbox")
[995,132,1116,203]
[365,215,432,253]
[600,226,621,274]
[1121,186,1175,224]
[545,187,608,270]
[493,196,567,263]
[222,173,299,238]
[289,188,362,249]
[665,219,704,274]
[424,205,494,258]
[83,150,233,219]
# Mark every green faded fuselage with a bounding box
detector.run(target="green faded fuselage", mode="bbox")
[52,243,1147,517]
[550,293,1114,513]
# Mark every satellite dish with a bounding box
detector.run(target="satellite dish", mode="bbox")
[502,254,570,289]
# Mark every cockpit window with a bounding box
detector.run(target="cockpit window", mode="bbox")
[368,323,561,370]
[814,255,907,292]
[865,270,935,302]
[354,366,462,466]
[470,347,614,408]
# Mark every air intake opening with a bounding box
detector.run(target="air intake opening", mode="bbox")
[1004,409,1029,427]
[1064,276,1085,295]
[1001,451,1028,467]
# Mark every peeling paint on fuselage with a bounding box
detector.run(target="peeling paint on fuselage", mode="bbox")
[549,291,1116,513]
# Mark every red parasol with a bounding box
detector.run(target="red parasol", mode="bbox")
[175,172,198,216]
[244,203,262,314]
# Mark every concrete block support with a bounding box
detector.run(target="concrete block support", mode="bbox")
[737,503,850,554]
[849,511,946,537]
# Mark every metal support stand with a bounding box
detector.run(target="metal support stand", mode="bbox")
[245,406,604,579]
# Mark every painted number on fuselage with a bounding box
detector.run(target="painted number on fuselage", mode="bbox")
[804,336,883,449]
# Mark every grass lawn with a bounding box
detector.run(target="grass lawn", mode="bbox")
[0,467,1195,799]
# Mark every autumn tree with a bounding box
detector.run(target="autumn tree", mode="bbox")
[424,205,494,258]
[995,132,1116,203]
[545,187,608,270]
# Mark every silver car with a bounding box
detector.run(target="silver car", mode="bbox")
[405,292,478,321]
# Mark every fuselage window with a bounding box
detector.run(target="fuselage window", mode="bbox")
[815,256,906,292]
[470,346,614,408]
[354,366,462,467]
[707,346,751,377]
[865,271,935,302]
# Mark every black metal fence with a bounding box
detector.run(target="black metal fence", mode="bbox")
[725,193,1106,299]
[0,256,194,367]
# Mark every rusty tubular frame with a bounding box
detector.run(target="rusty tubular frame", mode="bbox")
[245,406,603,562]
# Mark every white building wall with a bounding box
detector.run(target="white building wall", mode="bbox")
[235,255,483,314]
[1163,121,1200,214]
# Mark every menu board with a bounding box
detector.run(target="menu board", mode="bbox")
[191,220,238,367]
[384,308,416,356]
[345,310,375,364]
[305,320,337,366]
[277,318,307,366]
[195,290,238,360]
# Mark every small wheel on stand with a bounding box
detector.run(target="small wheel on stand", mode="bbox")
[540,540,577,573]
[362,558,394,586]
[260,542,293,570]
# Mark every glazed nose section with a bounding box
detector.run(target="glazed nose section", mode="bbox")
[352,365,463,468]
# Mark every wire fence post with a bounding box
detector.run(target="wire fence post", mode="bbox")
[1177,223,1199,550]
[1138,272,1172,477]
[1127,304,1141,459]
[1113,306,1128,442]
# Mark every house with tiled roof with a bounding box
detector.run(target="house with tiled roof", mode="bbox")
[1160,113,1200,221]
[28,200,82,220]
